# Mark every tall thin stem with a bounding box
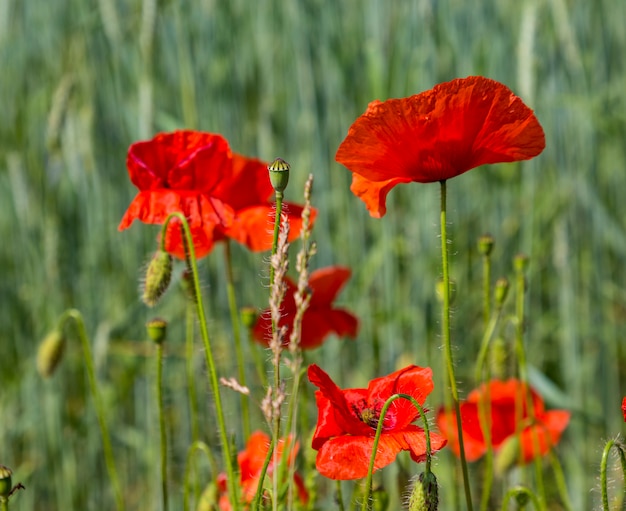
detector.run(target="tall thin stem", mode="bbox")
[59,309,125,511]
[161,213,239,511]
[224,240,251,439]
[439,180,473,511]
[155,342,168,511]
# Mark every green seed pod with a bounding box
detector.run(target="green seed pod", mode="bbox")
[146,318,167,345]
[408,471,438,511]
[477,234,495,256]
[268,157,290,193]
[0,465,12,498]
[494,277,510,307]
[142,250,173,307]
[240,306,259,329]
[37,330,66,378]
[513,253,529,273]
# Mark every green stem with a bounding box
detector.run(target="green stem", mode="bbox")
[439,180,474,511]
[253,193,284,511]
[513,261,546,508]
[0,498,7,511]
[183,441,218,511]
[482,254,492,328]
[160,213,239,511]
[155,343,168,511]
[59,309,125,511]
[600,438,626,511]
[499,486,542,511]
[361,393,433,511]
[335,481,346,511]
[224,240,251,439]
[548,451,573,511]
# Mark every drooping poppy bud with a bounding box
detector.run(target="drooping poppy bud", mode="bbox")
[0,465,12,499]
[36,330,66,378]
[142,250,173,307]
[408,471,439,511]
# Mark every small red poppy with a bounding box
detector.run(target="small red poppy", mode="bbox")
[336,76,546,217]
[119,130,313,258]
[436,379,570,463]
[307,364,447,480]
[251,266,359,349]
[216,431,308,511]
[622,397,626,422]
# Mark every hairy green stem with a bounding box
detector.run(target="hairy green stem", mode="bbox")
[155,342,168,511]
[601,438,626,511]
[183,441,218,511]
[361,393,433,511]
[58,309,125,511]
[224,240,251,439]
[160,213,239,511]
[439,180,474,511]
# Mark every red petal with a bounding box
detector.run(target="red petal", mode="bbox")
[127,131,232,192]
[436,405,486,462]
[162,222,222,260]
[367,366,434,429]
[350,174,412,218]
[314,435,400,480]
[309,267,352,305]
[519,410,570,462]
[224,202,316,252]
[622,397,626,422]
[337,77,545,216]
[213,153,273,210]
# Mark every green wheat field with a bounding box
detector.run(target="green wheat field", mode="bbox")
[1,0,626,509]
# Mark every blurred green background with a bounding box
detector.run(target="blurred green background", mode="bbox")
[1,0,625,509]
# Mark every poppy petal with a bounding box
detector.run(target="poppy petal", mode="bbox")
[213,153,273,210]
[309,267,353,305]
[314,435,400,480]
[519,410,571,462]
[350,174,412,218]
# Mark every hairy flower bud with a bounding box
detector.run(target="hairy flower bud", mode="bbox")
[36,330,66,378]
[408,471,438,511]
[142,250,173,307]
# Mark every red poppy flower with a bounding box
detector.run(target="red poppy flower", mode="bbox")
[336,76,546,217]
[307,364,447,480]
[119,130,313,258]
[216,431,308,511]
[251,266,359,349]
[436,379,570,463]
[622,397,626,422]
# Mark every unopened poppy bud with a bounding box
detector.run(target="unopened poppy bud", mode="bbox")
[0,465,12,498]
[180,270,197,304]
[143,250,173,307]
[477,234,495,256]
[268,157,290,193]
[494,277,509,307]
[514,489,530,507]
[489,336,507,379]
[146,318,167,344]
[494,434,521,475]
[514,253,529,273]
[408,471,439,511]
[240,306,259,329]
[195,481,218,511]
[435,279,456,305]
[36,330,66,378]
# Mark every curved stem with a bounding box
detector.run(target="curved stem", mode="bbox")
[601,438,626,511]
[335,480,346,511]
[500,486,542,510]
[439,180,474,511]
[160,213,239,511]
[548,451,573,511]
[58,309,125,511]
[224,240,251,439]
[183,441,218,511]
[361,393,433,511]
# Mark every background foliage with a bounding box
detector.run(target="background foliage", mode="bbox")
[1,0,625,509]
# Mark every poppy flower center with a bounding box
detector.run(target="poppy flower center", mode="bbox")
[359,407,380,429]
